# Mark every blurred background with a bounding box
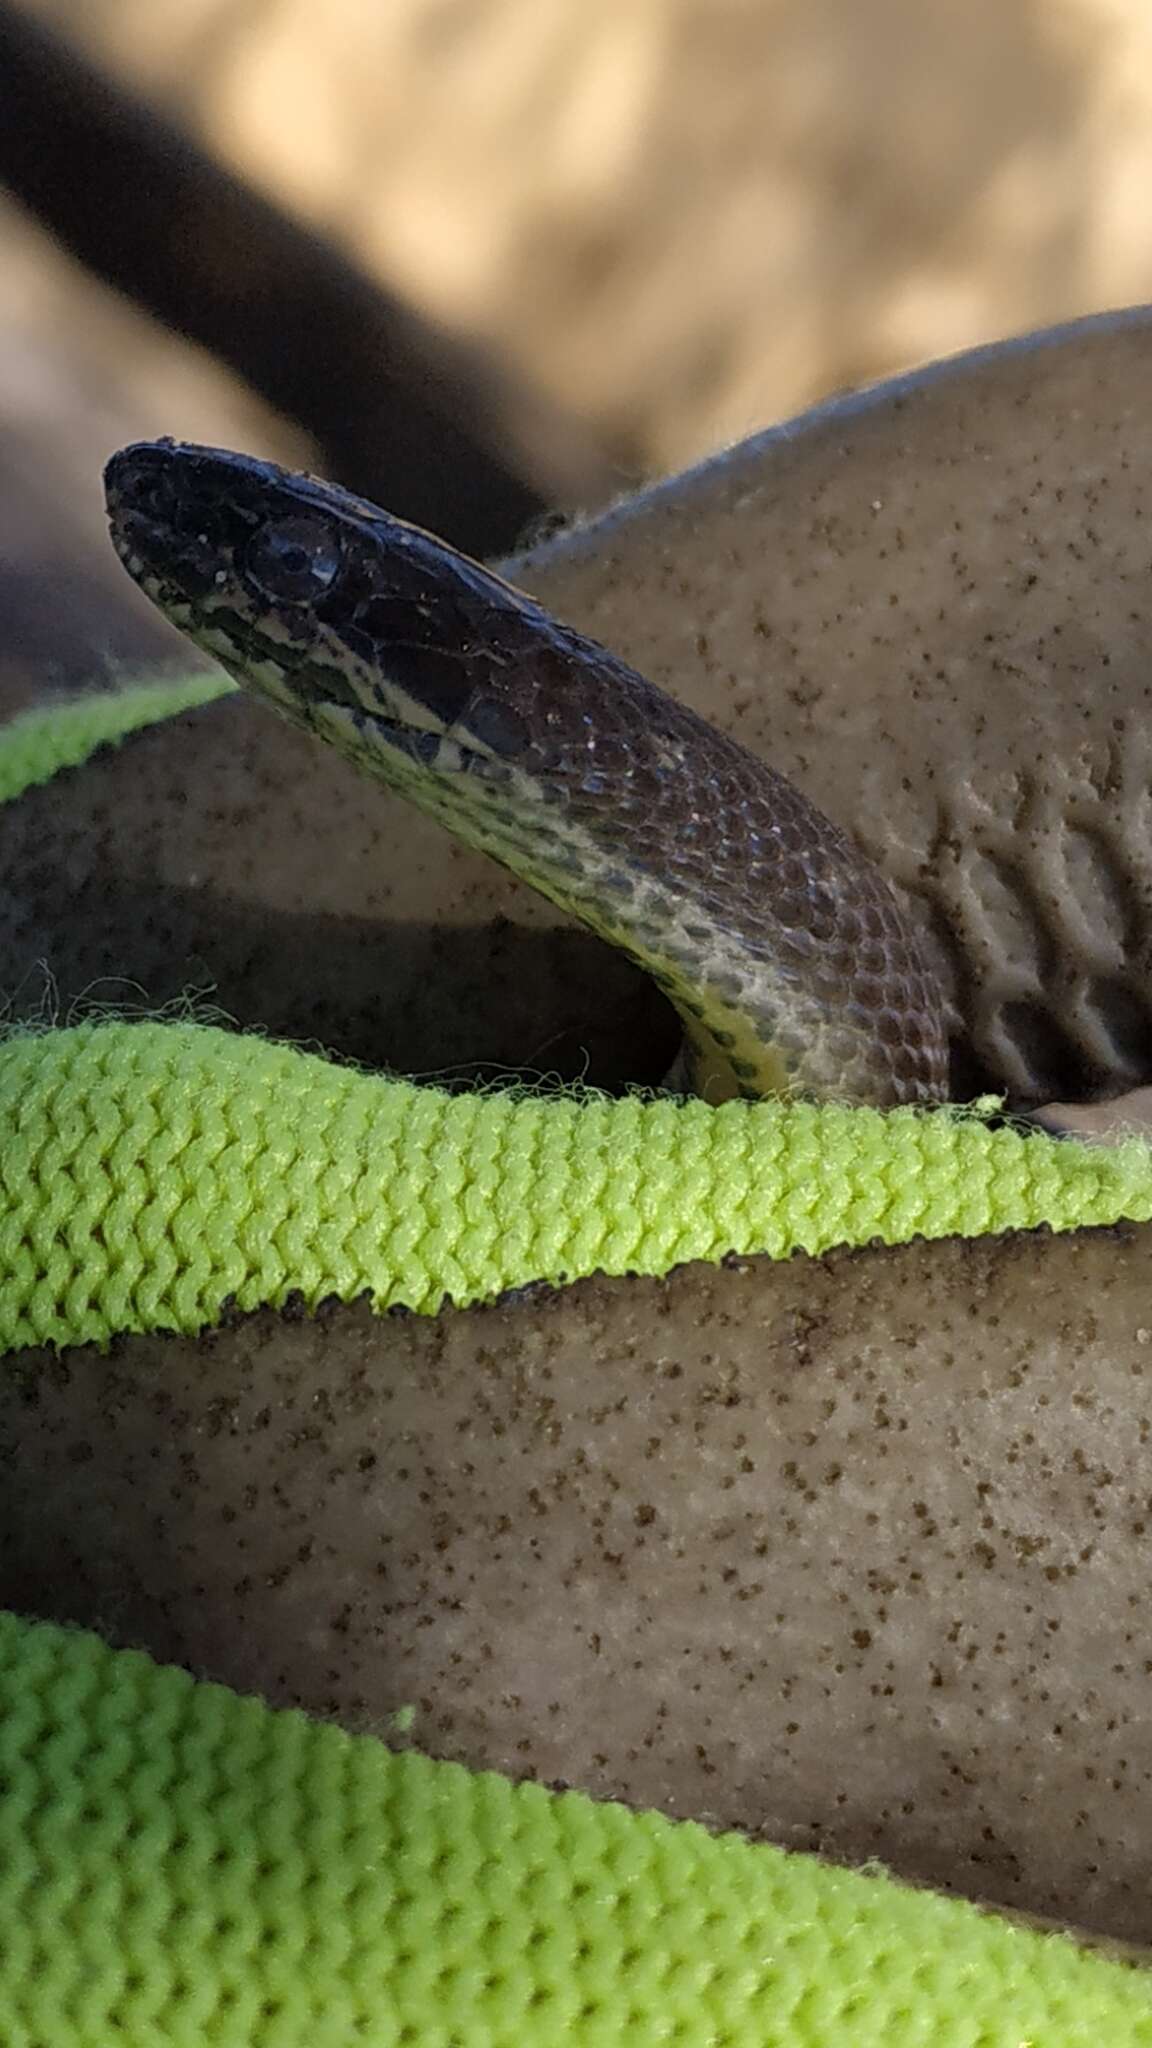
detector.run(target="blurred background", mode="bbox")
[3,0,1152,703]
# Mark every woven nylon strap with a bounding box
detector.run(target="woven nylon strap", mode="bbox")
[3,684,1151,2045]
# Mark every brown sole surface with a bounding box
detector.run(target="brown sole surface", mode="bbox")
[514,305,1152,1106]
[5,1225,1152,1946]
[6,313,1152,1948]
[7,312,1152,1103]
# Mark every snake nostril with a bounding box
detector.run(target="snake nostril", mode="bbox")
[107,452,182,534]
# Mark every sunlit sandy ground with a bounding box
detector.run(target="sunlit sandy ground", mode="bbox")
[19,0,1152,476]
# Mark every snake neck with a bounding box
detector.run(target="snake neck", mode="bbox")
[103,438,951,1109]
[267,686,937,1107]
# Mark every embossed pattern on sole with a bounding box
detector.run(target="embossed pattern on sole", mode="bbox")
[514,309,1152,1104]
[878,728,1152,1100]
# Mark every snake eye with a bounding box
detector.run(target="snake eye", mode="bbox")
[245,516,342,603]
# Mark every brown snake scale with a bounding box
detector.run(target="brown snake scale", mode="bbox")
[105,439,950,1107]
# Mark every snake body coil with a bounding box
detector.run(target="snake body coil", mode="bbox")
[105,440,949,1106]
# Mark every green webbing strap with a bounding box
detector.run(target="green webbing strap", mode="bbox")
[2,1015,1152,1354]
[0,673,233,804]
[1,1610,1149,2047]
[3,684,1151,2044]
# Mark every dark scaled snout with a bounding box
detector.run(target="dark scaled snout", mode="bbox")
[103,439,185,575]
[106,441,369,624]
[105,438,257,533]
[104,439,281,602]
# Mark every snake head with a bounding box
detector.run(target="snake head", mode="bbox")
[105,438,951,1107]
[103,439,561,765]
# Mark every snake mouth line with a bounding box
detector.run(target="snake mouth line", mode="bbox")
[318,699,502,779]
[103,435,954,1106]
[246,659,518,791]
[104,544,509,789]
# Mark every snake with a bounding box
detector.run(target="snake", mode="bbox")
[104,438,950,1108]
